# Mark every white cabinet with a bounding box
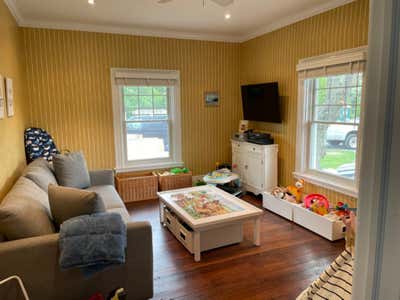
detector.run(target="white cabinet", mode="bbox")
[231,140,278,195]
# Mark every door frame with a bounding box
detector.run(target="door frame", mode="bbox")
[353,0,400,299]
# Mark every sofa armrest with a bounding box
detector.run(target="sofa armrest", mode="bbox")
[89,169,115,186]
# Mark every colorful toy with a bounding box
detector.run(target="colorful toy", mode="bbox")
[271,186,286,199]
[170,167,189,174]
[334,201,351,217]
[304,194,330,216]
[286,179,305,203]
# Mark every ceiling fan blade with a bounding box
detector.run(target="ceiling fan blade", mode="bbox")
[210,0,234,7]
[158,0,173,3]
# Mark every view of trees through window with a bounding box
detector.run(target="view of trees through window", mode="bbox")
[122,86,170,161]
[308,73,363,179]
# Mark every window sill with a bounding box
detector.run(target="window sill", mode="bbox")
[293,171,358,198]
[116,161,184,173]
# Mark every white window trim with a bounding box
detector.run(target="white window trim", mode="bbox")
[111,68,183,172]
[294,47,368,198]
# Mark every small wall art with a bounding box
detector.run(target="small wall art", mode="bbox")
[0,75,4,119]
[205,91,219,106]
[5,77,14,117]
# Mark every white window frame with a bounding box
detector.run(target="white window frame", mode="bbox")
[111,68,183,172]
[294,47,368,198]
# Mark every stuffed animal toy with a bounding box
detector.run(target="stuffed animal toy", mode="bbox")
[286,179,305,203]
[271,186,286,199]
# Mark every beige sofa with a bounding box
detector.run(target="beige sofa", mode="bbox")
[0,160,153,300]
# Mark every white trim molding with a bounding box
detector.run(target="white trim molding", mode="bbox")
[242,0,356,41]
[353,0,400,299]
[4,0,355,43]
[293,171,358,198]
[294,47,367,198]
[111,68,183,173]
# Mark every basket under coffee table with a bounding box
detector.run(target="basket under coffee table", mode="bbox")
[158,185,263,261]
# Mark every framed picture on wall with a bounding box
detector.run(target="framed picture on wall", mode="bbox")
[0,75,4,120]
[205,91,219,106]
[5,77,14,117]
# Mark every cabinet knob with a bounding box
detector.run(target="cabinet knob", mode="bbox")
[245,165,248,170]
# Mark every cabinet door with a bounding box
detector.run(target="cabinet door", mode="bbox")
[244,153,264,190]
[232,150,245,182]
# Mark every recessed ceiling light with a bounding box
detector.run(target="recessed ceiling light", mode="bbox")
[225,13,231,20]
[88,0,95,5]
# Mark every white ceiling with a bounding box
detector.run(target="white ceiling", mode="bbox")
[6,0,354,42]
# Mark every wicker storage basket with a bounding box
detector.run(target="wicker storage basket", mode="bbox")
[115,172,158,203]
[155,171,193,191]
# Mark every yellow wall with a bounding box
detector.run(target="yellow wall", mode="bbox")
[22,29,241,175]
[1,0,369,205]
[0,1,28,199]
[240,0,369,206]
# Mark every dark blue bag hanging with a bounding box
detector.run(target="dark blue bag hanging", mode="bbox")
[24,127,59,163]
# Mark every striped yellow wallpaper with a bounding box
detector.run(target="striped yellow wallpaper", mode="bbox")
[22,30,241,175]
[0,1,28,199]
[240,0,369,206]
[21,0,369,206]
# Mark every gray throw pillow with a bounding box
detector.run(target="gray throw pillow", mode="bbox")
[23,158,58,192]
[48,184,106,227]
[53,151,91,189]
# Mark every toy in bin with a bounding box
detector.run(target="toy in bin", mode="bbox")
[304,194,330,216]
[285,179,305,203]
[334,201,351,217]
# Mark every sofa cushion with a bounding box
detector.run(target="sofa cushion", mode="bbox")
[0,177,55,240]
[108,207,131,224]
[23,158,58,192]
[86,185,125,210]
[53,151,91,189]
[48,185,106,227]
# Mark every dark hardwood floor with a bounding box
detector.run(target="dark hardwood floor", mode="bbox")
[126,195,344,300]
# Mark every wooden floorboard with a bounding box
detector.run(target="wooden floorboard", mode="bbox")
[127,195,344,300]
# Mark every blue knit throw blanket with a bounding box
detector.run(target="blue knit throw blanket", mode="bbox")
[59,212,127,276]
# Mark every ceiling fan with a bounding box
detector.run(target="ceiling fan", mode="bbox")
[157,0,234,7]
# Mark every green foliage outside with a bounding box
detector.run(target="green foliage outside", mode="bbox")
[123,86,168,119]
[319,149,356,170]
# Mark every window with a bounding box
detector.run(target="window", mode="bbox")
[111,69,182,171]
[295,47,367,197]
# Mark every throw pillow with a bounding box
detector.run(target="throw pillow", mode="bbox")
[23,158,58,192]
[0,177,55,240]
[48,184,106,226]
[53,151,91,189]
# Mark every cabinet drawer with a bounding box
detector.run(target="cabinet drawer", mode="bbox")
[176,222,194,253]
[242,144,263,154]
[164,207,178,235]
[231,142,243,152]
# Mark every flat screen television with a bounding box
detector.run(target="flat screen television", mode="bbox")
[241,82,281,123]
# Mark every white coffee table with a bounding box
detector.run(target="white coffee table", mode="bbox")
[158,185,263,261]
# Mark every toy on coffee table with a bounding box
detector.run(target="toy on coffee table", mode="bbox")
[304,194,330,216]
[285,179,305,203]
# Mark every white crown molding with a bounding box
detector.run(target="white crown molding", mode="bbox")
[241,0,356,42]
[3,0,23,24]
[4,0,356,43]
[19,19,243,43]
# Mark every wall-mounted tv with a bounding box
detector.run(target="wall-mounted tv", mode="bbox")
[241,82,281,123]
